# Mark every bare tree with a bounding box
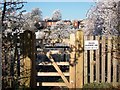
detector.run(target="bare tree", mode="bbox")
[1,1,34,89]
[23,8,43,31]
[83,0,120,35]
[52,9,62,21]
[31,8,43,22]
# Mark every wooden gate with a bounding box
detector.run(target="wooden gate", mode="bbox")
[36,30,120,88]
[35,30,84,89]
[36,45,77,88]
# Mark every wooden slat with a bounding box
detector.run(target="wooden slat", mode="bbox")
[84,36,88,84]
[112,36,117,84]
[46,53,71,88]
[38,62,69,66]
[107,36,112,83]
[37,82,66,86]
[96,36,100,82]
[101,36,106,82]
[90,36,94,83]
[37,72,69,76]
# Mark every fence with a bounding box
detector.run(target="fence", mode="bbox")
[84,36,119,83]
[2,29,118,88]
[75,30,120,87]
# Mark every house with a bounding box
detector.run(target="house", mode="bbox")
[63,20,71,25]
[45,20,59,27]
[36,19,83,30]
[72,20,80,29]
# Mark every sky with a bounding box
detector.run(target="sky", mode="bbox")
[22,2,96,20]
[0,0,98,2]
[23,2,96,20]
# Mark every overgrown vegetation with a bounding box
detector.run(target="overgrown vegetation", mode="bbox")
[83,82,114,89]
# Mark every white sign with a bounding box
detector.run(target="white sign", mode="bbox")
[84,40,99,50]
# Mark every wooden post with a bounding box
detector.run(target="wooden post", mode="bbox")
[30,32,36,88]
[75,30,84,88]
[69,48,76,88]
[69,33,76,88]
[20,31,36,88]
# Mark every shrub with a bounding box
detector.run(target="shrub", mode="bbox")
[115,84,120,89]
[83,82,114,89]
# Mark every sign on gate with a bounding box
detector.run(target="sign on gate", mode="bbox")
[84,40,98,50]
